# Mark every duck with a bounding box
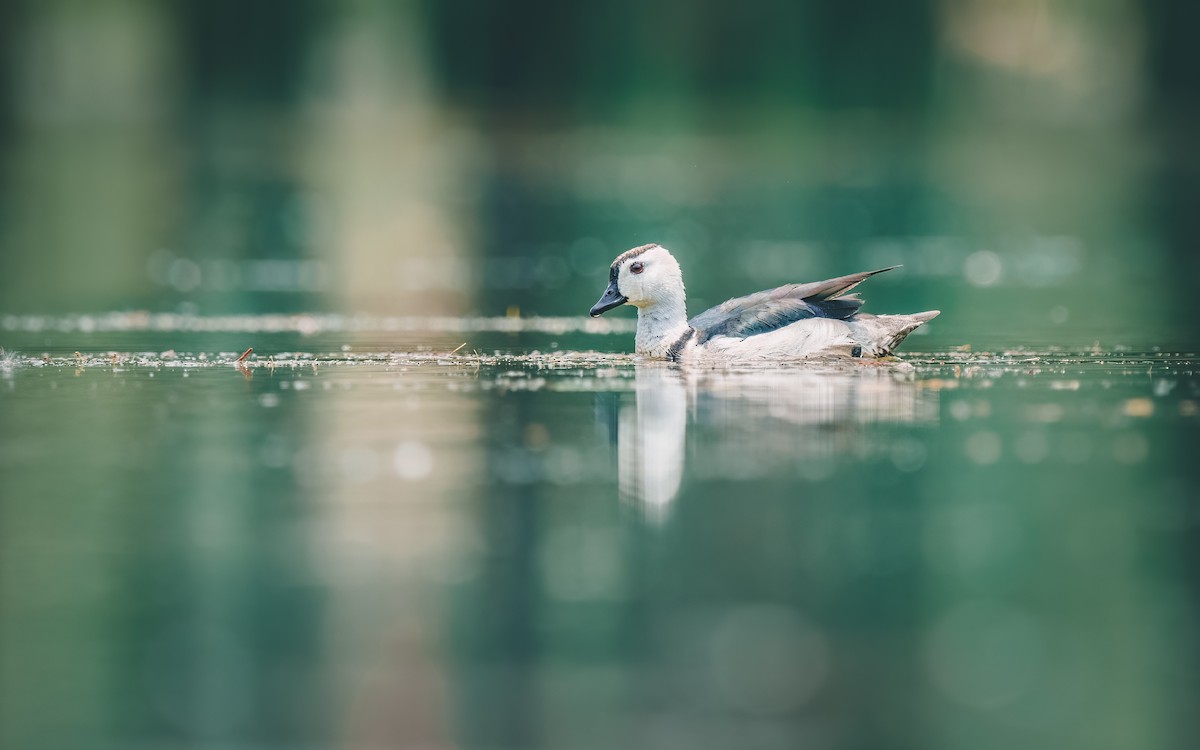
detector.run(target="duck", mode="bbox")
[589,243,939,361]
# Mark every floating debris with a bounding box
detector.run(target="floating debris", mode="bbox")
[3,347,1198,384]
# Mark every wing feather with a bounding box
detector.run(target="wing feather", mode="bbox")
[689,267,898,344]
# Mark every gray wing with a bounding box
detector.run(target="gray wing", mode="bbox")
[689,266,898,345]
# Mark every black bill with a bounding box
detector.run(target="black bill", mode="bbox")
[589,281,628,317]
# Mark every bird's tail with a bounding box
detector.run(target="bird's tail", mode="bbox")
[863,310,940,356]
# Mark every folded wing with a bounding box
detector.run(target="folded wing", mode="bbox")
[689,267,898,344]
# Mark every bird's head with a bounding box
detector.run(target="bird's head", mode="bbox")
[590,244,684,316]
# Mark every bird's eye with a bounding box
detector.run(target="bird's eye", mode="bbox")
[630,262,644,274]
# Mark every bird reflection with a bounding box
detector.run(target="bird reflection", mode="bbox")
[618,366,689,520]
[615,363,939,519]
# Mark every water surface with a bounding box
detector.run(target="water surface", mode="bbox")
[2,318,1198,750]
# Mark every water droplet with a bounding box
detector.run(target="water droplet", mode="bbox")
[1014,430,1050,464]
[964,250,1003,287]
[394,441,434,480]
[965,431,1002,465]
[949,400,972,421]
[167,258,202,292]
[1122,398,1153,417]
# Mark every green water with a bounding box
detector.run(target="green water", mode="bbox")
[2,323,1198,750]
[2,2,1198,747]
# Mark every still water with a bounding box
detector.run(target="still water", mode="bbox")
[2,318,1198,750]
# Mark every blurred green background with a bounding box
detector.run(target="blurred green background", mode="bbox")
[2,4,1200,750]
[1,0,1198,345]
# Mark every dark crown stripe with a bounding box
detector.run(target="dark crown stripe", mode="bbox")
[609,243,659,283]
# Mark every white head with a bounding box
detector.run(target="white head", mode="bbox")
[589,244,685,317]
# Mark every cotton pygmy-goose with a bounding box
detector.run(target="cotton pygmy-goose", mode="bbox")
[589,244,939,361]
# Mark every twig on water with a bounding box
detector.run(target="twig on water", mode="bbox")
[236,347,254,363]
[449,342,467,356]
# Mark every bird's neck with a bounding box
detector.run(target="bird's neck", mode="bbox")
[635,294,690,358]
